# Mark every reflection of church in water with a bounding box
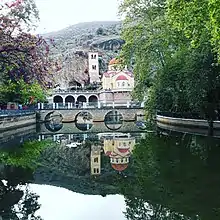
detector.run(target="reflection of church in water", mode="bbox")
[90,134,135,175]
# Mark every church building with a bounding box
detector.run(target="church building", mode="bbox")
[99,58,134,104]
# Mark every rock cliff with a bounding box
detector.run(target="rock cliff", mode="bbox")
[44,21,124,88]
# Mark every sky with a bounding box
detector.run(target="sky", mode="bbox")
[30,184,127,220]
[35,0,120,34]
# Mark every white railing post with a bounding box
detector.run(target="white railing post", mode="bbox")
[56,103,59,109]
[113,101,115,108]
[98,101,101,109]
[53,103,56,109]
[38,103,41,110]
[70,103,73,109]
[141,102,145,107]
[127,101,130,108]
[41,103,44,110]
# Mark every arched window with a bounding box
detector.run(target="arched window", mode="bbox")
[122,82,125,87]
[53,96,63,103]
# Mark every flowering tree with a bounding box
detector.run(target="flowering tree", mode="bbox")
[0,0,58,104]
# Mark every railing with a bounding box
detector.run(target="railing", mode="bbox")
[156,110,204,120]
[38,101,144,110]
[0,109,36,117]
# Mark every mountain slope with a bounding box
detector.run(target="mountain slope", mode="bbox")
[44,21,124,88]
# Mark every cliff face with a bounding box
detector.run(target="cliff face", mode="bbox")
[44,21,124,88]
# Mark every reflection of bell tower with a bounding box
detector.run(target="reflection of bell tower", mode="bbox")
[88,52,100,83]
[90,145,102,175]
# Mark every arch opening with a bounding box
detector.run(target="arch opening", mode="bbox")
[89,95,98,106]
[65,95,75,103]
[53,95,63,103]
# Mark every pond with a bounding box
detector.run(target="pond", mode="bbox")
[1,123,220,220]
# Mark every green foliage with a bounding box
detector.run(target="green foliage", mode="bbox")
[0,140,53,170]
[0,79,47,104]
[120,133,220,219]
[119,0,220,119]
[167,0,220,62]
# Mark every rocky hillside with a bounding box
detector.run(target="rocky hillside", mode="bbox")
[44,21,124,88]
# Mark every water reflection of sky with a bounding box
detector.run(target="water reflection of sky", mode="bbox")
[30,184,126,220]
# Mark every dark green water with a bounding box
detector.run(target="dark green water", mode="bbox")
[1,125,220,220]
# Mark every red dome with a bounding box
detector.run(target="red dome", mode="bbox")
[116,75,128,81]
[111,164,128,172]
[118,148,129,153]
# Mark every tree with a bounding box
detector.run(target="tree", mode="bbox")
[0,0,56,104]
[167,0,220,62]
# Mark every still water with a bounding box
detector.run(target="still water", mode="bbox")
[1,123,220,220]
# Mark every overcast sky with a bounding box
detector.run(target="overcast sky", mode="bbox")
[35,0,120,34]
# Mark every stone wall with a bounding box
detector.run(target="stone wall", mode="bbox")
[0,113,36,131]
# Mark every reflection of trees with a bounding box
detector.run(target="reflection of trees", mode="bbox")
[0,166,42,220]
[124,197,197,220]
[120,133,220,220]
[0,140,52,169]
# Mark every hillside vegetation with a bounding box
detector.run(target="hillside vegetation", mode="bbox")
[44,21,124,88]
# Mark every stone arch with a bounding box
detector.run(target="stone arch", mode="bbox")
[53,95,63,103]
[88,95,98,103]
[77,95,87,103]
[65,95,75,103]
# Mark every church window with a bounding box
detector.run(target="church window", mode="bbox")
[122,82,125,87]
[116,159,119,163]
[93,168,96,173]
[91,54,94,59]
[94,157,98,163]
[128,83,130,87]
[117,82,120,87]
[92,65,96,70]
[94,54,97,59]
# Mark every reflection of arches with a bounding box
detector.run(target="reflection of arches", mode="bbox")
[53,96,63,103]
[65,96,75,103]
[77,95,87,103]
[104,110,123,130]
[45,111,63,132]
[89,95,98,103]
[75,111,93,131]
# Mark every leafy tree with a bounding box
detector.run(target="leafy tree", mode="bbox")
[0,0,56,104]
[167,0,220,62]
[0,79,47,104]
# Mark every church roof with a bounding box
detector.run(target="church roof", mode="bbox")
[116,75,128,81]
[117,147,130,153]
[103,71,134,78]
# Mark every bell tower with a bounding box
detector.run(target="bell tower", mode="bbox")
[88,52,100,83]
